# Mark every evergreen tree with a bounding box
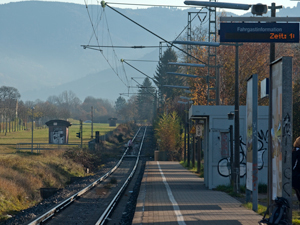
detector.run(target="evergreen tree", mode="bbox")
[136,77,155,122]
[115,96,126,113]
[153,48,184,106]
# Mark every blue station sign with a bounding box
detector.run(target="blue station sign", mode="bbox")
[220,23,299,43]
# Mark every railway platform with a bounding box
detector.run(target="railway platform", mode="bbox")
[133,161,262,225]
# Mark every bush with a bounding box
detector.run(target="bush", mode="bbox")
[258,183,267,193]
[63,148,102,172]
[154,112,182,161]
[215,184,244,197]
[116,133,124,142]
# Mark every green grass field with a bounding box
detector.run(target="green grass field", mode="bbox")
[0,119,117,149]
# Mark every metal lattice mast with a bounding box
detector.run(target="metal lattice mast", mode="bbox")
[187,12,192,63]
[208,0,218,105]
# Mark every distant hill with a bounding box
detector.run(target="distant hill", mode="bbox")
[0,1,299,103]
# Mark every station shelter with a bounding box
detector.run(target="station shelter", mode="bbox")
[45,120,72,144]
[108,118,117,127]
[189,105,268,189]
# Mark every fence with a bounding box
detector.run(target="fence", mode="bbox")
[16,143,80,153]
[17,129,116,152]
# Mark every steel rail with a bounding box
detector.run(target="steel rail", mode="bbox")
[95,126,147,225]
[26,127,142,225]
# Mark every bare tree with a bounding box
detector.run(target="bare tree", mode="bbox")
[0,86,21,134]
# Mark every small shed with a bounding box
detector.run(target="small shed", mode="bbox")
[45,120,72,144]
[108,118,117,127]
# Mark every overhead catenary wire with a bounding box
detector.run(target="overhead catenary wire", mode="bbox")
[84,0,129,87]
[106,2,203,8]
[173,8,206,41]
[131,78,157,97]
[104,10,129,83]
[123,59,158,62]
[83,1,208,92]
[104,3,206,65]
[81,45,164,49]
[122,60,155,82]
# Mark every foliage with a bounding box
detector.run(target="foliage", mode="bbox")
[258,183,267,194]
[217,43,270,105]
[153,48,184,106]
[114,95,138,123]
[115,96,126,115]
[63,148,102,171]
[180,161,204,178]
[136,77,156,122]
[0,88,122,134]
[154,111,182,160]
[215,184,245,197]
[243,202,267,215]
[0,86,21,133]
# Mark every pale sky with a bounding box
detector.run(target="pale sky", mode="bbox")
[0,0,299,15]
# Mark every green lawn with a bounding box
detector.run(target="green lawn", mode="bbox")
[0,120,117,146]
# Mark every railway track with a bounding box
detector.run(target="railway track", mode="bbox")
[26,126,150,225]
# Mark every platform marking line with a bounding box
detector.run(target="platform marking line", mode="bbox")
[157,161,186,225]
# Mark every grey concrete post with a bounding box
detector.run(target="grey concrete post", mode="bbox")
[234,43,240,193]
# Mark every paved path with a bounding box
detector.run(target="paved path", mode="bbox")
[133,161,262,225]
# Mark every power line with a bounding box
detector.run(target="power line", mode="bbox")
[122,60,155,82]
[81,45,163,48]
[123,59,158,62]
[106,2,203,8]
[174,9,207,41]
[105,3,206,65]
[83,2,128,86]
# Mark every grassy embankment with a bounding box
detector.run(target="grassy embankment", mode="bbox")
[0,120,136,221]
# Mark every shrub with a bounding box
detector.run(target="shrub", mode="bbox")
[116,133,123,142]
[258,183,267,193]
[154,112,182,161]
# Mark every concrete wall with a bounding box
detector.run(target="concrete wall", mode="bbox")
[189,105,268,189]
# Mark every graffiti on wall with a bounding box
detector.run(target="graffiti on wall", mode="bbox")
[52,127,64,144]
[218,130,268,177]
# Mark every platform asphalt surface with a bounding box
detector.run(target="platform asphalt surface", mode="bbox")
[133,161,262,225]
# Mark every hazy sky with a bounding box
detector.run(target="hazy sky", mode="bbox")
[0,0,299,15]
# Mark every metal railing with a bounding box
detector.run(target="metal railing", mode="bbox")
[16,143,80,152]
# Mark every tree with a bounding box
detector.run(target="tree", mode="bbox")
[0,86,21,133]
[136,77,156,122]
[154,111,182,160]
[120,95,138,122]
[115,96,126,115]
[153,48,184,106]
[47,90,81,119]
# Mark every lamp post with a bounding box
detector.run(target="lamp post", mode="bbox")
[31,107,35,153]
